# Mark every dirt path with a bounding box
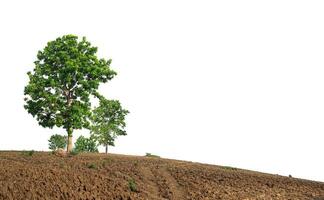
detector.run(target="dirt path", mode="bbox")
[152,165,186,200]
[159,167,186,200]
[138,166,162,200]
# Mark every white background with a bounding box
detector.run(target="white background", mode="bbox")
[0,0,323,182]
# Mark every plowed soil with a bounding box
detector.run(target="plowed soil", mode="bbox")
[0,151,323,200]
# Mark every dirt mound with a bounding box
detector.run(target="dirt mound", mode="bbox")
[0,151,323,199]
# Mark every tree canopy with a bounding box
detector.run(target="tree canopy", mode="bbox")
[24,35,116,152]
[91,96,129,153]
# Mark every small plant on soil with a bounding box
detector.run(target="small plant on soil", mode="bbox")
[22,150,35,157]
[102,158,112,167]
[221,166,238,170]
[128,178,137,192]
[104,157,113,163]
[145,153,160,158]
[87,163,97,169]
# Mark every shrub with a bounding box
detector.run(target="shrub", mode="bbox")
[28,150,35,156]
[102,157,112,167]
[48,134,67,151]
[69,149,79,156]
[221,166,238,171]
[74,135,98,153]
[87,163,97,169]
[145,153,160,158]
[128,178,137,192]
[22,150,35,157]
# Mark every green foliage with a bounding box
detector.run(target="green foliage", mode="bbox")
[24,34,116,139]
[48,134,67,151]
[69,149,79,156]
[22,150,35,157]
[87,163,97,169]
[102,157,113,167]
[90,96,129,151]
[221,166,238,171]
[73,135,98,153]
[128,178,137,192]
[145,153,160,158]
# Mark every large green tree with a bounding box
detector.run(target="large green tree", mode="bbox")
[24,35,116,152]
[91,96,129,154]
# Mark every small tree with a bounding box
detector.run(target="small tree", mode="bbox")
[24,35,116,152]
[48,134,67,151]
[74,135,98,153]
[91,96,129,154]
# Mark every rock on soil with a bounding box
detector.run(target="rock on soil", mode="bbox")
[53,148,66,157]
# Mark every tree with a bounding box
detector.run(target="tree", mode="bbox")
[48,134,67,151]
[24,35,116,152]
[91,96,129,154]
[74,135,98,153]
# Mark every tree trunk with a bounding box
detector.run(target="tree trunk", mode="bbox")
[66,90,73,153]
[67,128,73,153]
[105,144,108,154]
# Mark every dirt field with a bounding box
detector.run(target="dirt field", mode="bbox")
[0,151,323,200]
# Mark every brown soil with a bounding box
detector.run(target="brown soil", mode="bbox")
[0,151,323,200]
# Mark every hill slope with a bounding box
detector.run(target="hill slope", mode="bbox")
[0,151,323,200]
